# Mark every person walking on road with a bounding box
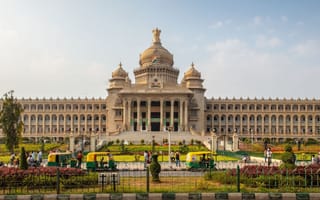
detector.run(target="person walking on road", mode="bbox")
[267,148,272,167]
[77,151,83,168]
[175,151,180,167]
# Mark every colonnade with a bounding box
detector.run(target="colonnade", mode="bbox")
[122,97,189,132]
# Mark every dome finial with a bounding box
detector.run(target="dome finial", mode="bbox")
[152,28,161,44]
[119,62,122,68]
[191,62,195,68]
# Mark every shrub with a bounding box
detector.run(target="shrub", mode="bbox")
[140,139,145,145]
[20,147,28,170]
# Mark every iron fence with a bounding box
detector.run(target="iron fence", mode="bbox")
[0,165,320,194]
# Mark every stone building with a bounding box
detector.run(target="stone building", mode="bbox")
[0,28,319,148]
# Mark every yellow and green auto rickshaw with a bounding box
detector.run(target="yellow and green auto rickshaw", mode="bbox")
[86,152,117,171]
[185,151,216,170]
[47,152,74,167]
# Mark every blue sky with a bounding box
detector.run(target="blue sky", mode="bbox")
[1,0,320,99]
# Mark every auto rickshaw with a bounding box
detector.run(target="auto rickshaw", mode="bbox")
[185,151,216,170]
[86,152,117,171]
[47,152,73,167]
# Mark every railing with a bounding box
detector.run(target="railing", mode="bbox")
[1,163,320,194]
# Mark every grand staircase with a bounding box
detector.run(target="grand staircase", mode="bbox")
[101,131,207,145]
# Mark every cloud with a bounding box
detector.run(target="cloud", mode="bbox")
[290,40,320,57]
[209,19,232,29]
[281,16,288,23]
[255,35,282,48]
[202,38,320,98]
[209,21,223,29]
[253,16,262,25]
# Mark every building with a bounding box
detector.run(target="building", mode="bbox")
[0,28,319,148]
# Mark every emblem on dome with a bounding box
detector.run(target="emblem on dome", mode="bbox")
[152,28,161,43]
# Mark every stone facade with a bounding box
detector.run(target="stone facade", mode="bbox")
[0,28,319,143]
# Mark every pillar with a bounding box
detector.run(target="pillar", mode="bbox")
[123,100,126,130]
[179,99,183,131]
[170,100,174,128]
[160,98,164,131]
[147,99,151,131]
[90,132,96,152]
[137,99,140,131]
[128,100,132,131]
[69,133,75,152]
[232,132,239,151]
[211,131,217,153]
[184,100,188,131]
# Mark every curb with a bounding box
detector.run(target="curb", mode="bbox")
[0,193,318,200]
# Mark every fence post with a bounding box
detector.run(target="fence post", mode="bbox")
[56,168,60,194]
[236,165,240,192]
[146,166,150,193]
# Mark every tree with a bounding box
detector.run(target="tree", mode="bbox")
[280,144,296,169]
[0,91,23,154]
[20,146,28,170]
[150,154,161,182]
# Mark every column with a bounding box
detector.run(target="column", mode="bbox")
[184,100,188,131]
[211,131,217,152]
[128,100,131,131]
[123,100,126,130]
[137,99,140,131]
[179,99,183,131]
[170,99,174,128]
[160,98,164,131]
[69,133,75,152]
[232,132,239,151]
[90,132,96,152]
[147,98,151,131]
[64,114,67,135]
[312,114,316,136]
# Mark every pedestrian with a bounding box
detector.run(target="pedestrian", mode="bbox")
[77,151,83,168]
[267,148,272,167]
[311,155,316,164]
[37,151,43,165]
[175,151,180,167]
[143,150,148,168]
[10,153,15,166]
[170,151,175,162]
[264,149,267,162]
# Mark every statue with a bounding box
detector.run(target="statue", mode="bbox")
[152,28,161,43]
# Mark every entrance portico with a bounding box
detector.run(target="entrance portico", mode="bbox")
[122,96,190,132]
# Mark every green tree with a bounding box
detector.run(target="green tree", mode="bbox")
[20,146,28,170]
[150,154,161,182]
[0,91,23,154]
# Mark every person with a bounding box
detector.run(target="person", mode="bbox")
[267,148,272,167]
[32,151,37,162]
[27,155,35,167]
[14,158,19,167]
[77,151,83,168]
[311,155,316,164]
[10,153,15,166]
[175,151,180,167]
[264,149,267,162]
[170,151,175,162]
[143,150,148,168]
[37,151,43,165]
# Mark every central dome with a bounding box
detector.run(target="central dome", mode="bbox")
[139,28,174,67]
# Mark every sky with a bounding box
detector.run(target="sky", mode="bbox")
[1,0,320,99]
